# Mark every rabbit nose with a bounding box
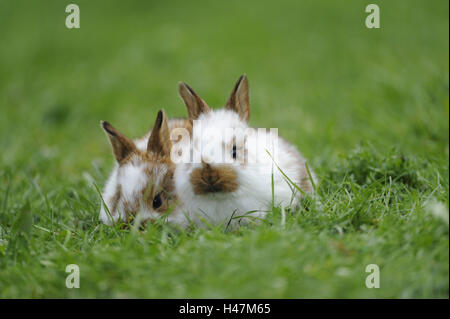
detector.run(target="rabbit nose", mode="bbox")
[202,162,219,185]
[190,163,238,195]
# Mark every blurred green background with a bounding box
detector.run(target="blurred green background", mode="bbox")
[0,0,448,298]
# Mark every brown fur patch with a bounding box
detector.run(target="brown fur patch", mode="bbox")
[178,82,211,120]
[147,110,172,157]
[101,121,138,164]
[168,118,193,136]
[109,185,122,217]
[190,163,238,195]
[225,75,250,122]
[299,163,313,193]
[123,198,139,219]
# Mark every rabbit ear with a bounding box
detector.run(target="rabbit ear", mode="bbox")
[101,121,137,163]
[147,110,172,157]
[178,82,211,120]
[225,74,250,122]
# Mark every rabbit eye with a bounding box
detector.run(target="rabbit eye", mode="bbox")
[232,144,237,160]
[152,193,162,209]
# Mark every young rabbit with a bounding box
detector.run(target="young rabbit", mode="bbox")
[173,75,317,227]
[99,110,191,227]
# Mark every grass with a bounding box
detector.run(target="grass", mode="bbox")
[0,0,448,298]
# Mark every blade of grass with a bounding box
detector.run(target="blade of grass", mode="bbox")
[266,150,306,196]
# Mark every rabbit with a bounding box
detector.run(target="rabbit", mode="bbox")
[99,110,192,228]
[173,75,317,227]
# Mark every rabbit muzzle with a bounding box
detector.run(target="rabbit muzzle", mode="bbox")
[190,163,238,195]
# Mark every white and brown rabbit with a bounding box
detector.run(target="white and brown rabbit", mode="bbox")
[99,110,191,227]
[99,76,316,229]
[173,75,317,227]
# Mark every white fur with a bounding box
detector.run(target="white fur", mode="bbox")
[174,109,316,228]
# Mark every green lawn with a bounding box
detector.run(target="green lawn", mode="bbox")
[0,0,448,298]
